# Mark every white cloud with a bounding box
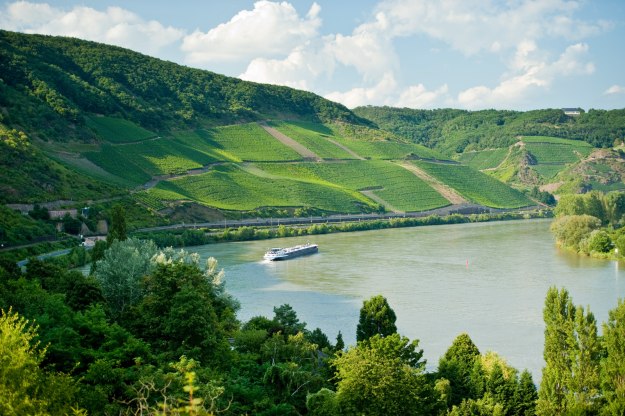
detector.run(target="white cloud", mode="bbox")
[239,42,335,90]
[374,0,608,56]
[323,72,449,109]
[457,42,594,109]
[181,1,321,64]
[396,84,449,108]
[325,72,398,108]
[0,1,184,56]
[605,85,625,95]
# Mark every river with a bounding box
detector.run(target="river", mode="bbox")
[169,219,625,378]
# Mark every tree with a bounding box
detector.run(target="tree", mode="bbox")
[130,254,238,366]
[601,298,625,415]
[437,333,482,407]
[306,388,339,416]
[550,214,602,250]
[604,191,625,225]
[356,295,397,342]
[0,308,81,415]
[537,287,601,415]
[106,204,127,246]
[335,331,345,352]
[333,333,440,415]
[93,238,157,318]
[273,304,306,336]
[514,370,538,416]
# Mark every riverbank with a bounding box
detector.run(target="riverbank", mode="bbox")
[131,209,553,248]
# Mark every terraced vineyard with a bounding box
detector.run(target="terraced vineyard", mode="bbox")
[412,161,532,208]
[257,160,450,212]
[458,148,509,170]
[268,121,356,159]
[330,136,448,161]
[521,136,595,179]
[150,164,373,212]
[86,116,156,143]
[114,139,217,175]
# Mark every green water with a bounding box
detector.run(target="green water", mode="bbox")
[177,219,625,378]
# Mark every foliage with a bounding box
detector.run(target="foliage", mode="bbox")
[437,333,482,406]
[601,298,625,415]
[332,333,441,415]
[356,295,398,342]
[550,214,602,251]
[0,308,83,415]
[354,106,625,152]
[537,287,601,415]
[107,204,128,245]
[93,238,158,318]
[0,204,57,247]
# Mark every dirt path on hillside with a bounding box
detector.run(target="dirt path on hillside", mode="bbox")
[326,138,366,160]
[396,161,467,204]
[259,123,321,161]
[360,190,402,213]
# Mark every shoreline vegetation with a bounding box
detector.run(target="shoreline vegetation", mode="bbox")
[132,209,553,249]
[550,190,625,261]
[8,208,552,269]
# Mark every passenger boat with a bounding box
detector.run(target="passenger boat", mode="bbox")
[263,243,318,261]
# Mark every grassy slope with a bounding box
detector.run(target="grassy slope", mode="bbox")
[413,161,533,208]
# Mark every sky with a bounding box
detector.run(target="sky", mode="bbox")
[1,0,624,111]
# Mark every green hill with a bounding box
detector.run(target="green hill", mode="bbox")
[0,30,542,223]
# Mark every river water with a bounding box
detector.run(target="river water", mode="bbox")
[175,219,625,378]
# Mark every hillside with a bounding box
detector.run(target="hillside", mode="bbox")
[353,106,625,153]
[0,30,536,229]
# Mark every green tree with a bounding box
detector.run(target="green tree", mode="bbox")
[601,298,625,415]
[604,191,625,225]
[437,333,482,407]
[550,214,602,250]
[335,330,345,351]
[93,238,157,318]
[356,295,397,342]
[106,204,127,246]
[537,287,601,415]
[585,229,613,253]
[306,388,339,416]
[130,254,238,366]
[0,308,81,415]
[333,333,440,416]
[513,370,538,416]
[273,303,306,336]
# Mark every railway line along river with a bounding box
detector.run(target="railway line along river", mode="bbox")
[168,219,625,379]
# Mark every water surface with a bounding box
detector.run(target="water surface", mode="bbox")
[181,219,625,378]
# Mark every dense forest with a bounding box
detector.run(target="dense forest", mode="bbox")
[0,30,367,142]
[353,106,625,154]
[2,222,625,415]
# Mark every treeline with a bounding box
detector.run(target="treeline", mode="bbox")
[133,210,551,248]
[550,191,625,257]
[2,234,625,414]
[0,30,368,144]
[354,106,625,153]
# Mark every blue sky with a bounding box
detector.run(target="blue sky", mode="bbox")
[1,0,624,111]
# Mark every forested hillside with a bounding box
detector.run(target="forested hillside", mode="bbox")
[0,30,366,142]
[353,106,625,154]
